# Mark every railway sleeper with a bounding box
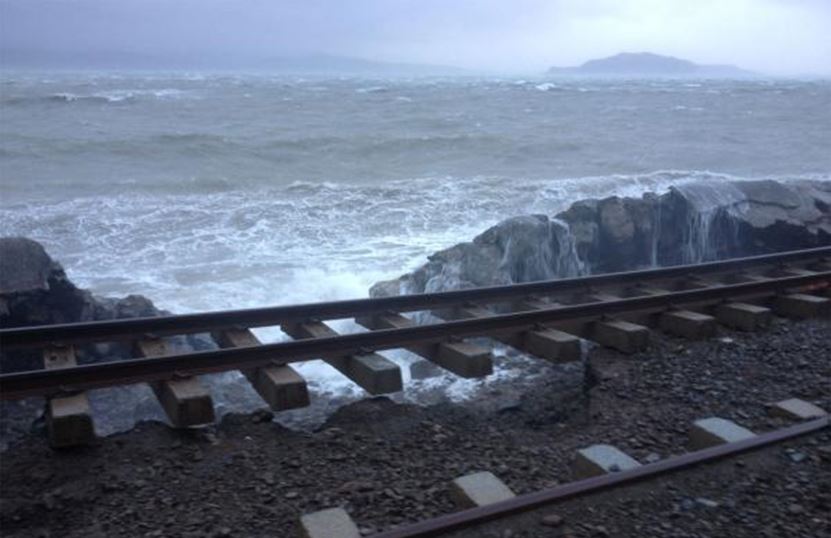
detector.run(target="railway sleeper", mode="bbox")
[806,258,831,272]
[689,417,755,450]
[772,293,830,319]
[539,291,653,354]
[574,444,642,479]
[355,312,493,378]
[298,507,360,538]
[563,290,620,305]
[767,398,828,421]
[620,283,672,297]
[667,276,719,291]
[448,303,582,363]
[714,302,772,331]
[212,329,310,411]
[511,295,558,312]
[762,265,819,278]
[591,319,651,354]
[659,309,717,339]
[281,321,403,395]
[537,287,816,352]
[43,344,96,448]
[134,338,216,428]
[450,471,516,508]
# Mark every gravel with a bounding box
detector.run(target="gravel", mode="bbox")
[0,317,828,537]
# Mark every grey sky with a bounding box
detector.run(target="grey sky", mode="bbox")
[1,0,829,75]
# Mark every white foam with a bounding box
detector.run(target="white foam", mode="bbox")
[534,82,558,91]
[49,88,188,103]
[356,86,388,93]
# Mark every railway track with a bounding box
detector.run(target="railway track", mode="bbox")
[363,414,830,538]
[0,247,829,449]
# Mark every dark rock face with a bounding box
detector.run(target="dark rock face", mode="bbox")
[0,237,170,331]
[372,180,831,296]
[0,237,190,372]
[370,215,587,297]
[0,238,96,328]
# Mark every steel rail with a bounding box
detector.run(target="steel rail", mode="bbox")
[369,416,830,538]
[1,247,829,349]
[1,271,827,400]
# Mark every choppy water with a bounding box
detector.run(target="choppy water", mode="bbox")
[1,72,830,417]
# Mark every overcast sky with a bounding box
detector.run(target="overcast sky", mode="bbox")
[1,0,829,75]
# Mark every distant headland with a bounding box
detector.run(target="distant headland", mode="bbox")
[548,52,757,77]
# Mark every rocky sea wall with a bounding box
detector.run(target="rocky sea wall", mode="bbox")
[370,179,831,297]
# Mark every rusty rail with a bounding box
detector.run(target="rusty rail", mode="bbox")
[370,416,830,538]
[2,247,829,349]
[1,270,828,399]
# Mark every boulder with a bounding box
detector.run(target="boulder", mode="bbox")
[0,237,96,328]
[372,180,831,297]
[370,215,586,297]
[0,237,215,372]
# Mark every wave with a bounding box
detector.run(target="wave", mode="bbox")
[2,88,188,106]
[355,86,389,94]
[534,82,560,91]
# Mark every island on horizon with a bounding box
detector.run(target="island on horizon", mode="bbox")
[548,52,758,77]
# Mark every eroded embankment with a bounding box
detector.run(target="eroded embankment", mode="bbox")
[1,179,829,446]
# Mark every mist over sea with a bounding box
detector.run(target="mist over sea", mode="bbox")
[2,72,830,406]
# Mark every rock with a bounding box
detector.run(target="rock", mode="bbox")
[679,498,696,511]
[251,409,275,424]
[94,294,160,320]
[695,498,720,508]
[0,237,96,334]
[541,514,564,527]
[497,398,522,414]
[644,453,661,464]
[0,237,217,373]
[592,525,610,537]
[0,237,57,294]
[371,180,831,297]
[786,449,808,463]
[371,214,584,296]
[409,359,443,380]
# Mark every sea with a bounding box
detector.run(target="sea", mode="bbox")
[1,72,830,428]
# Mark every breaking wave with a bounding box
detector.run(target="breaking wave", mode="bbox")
[3,88,189,106]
